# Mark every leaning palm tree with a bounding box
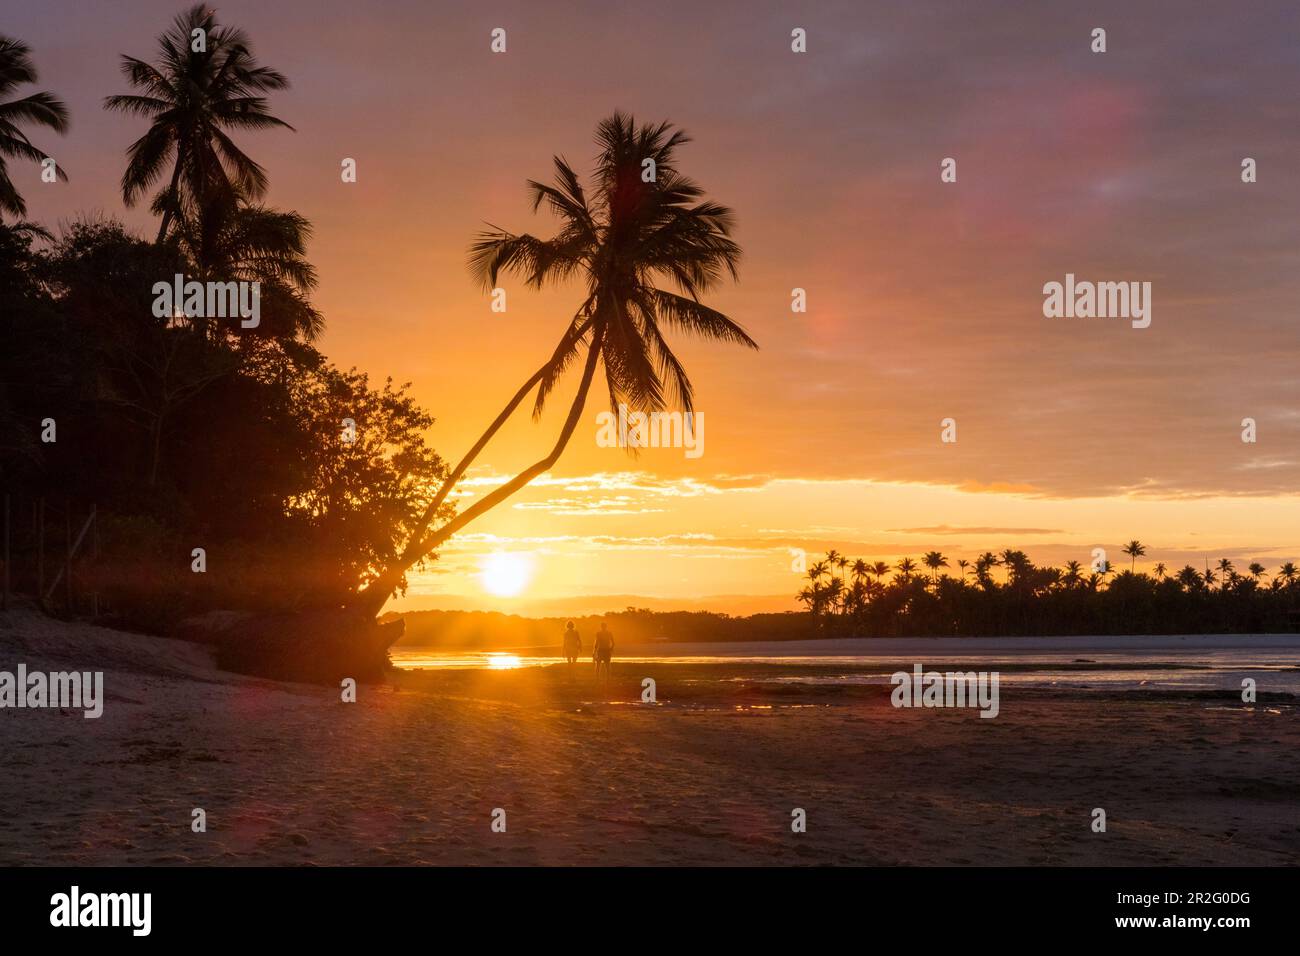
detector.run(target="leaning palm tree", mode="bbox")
[352,113,756,616]
[0,35,69,218]
[1121,539,1146,573]
[104,4,292,241]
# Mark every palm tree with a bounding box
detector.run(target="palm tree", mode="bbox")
[922,550,949,584]
[172,188,322,341]
[0,35,69,218]
[1061,560,1083,589]
[1276,562,1298,589]
[974,551,1000,589]
[1216,558,1235,592]
[850,559,868,584]
[1121,540,1146,573]
[871,560,890,582]
[105,5,292,242]
[1176,565,1200,591]
[353,113,755,615]
[1248,562,1266,582]
[956,558,970,580]
[1153,562,1167,581]
[895,557,917,583]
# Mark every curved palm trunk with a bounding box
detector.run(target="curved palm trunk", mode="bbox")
[156,160,184,243]
[351,322,605,618]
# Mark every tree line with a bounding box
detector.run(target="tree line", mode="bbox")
[797,543,1300,636]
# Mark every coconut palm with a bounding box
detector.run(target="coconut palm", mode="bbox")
[1062,560,1083,588]
[850,559,868,584]
[1248,562,1266,582]
[895,557,917,582]
[1121,539,1146,572]
[104,5,292,241]
[0,35,69,218]
[171,186,321,341]
[922,550,949,584]
[956,558,970,580]
[353,113,755,615]
[1276,562,1298,589]
[1215,558,1235,592]
[1153,562,1167,581]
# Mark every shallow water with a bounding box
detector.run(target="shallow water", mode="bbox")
[392,636,1300,694]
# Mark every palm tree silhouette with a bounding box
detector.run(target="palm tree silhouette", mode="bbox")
[1216,558,1235,592]
[895,557,917,583]
[105,5,292,241]
[172,187,322,341]
[1062,560,1083,588]
[354,113,756,615]
[1153,562,1167,581]
[0,35,69,219]
[1121,539,1146,573]
[922,550,948,585]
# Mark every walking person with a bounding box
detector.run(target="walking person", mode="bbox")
[592,620,614,679]
[562,620,581,664]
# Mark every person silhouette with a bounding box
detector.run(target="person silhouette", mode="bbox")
[592,621,614,678]
[562,620,581,664]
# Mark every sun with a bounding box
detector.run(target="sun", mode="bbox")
[480,551,534,597]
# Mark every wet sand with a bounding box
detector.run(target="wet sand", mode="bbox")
[1,610,1297,865]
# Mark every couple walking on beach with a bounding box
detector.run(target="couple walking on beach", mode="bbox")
[562,620,614,677]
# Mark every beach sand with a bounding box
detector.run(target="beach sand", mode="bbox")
[1,609,1297,866]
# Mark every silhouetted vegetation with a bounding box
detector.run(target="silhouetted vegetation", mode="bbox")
[0,11,447,643]
[797,549,1300,636]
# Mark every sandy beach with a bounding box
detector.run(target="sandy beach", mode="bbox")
[1,609,1297,866]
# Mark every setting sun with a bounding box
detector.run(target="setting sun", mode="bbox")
[479,552,534,597]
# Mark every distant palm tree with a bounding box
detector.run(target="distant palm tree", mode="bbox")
[922,550,949,584]
[1216,558,1235,592]
[895,557,917,582]
[974,551,1000,588]
[956,558,970,580]
[105,5,293,241]
[1121,540,1146,573]
[1248,562,1266,582]
[0,35,69,218]
[1153,562,1167,581]
[355,113,755,615]
[1176,565,1200,591]
[1062,560,1083,588]
[850,559,868,584]
[1277,562,1298,589]
[871,560,891,580]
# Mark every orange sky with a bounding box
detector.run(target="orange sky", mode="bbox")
[18,0,1300,613]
